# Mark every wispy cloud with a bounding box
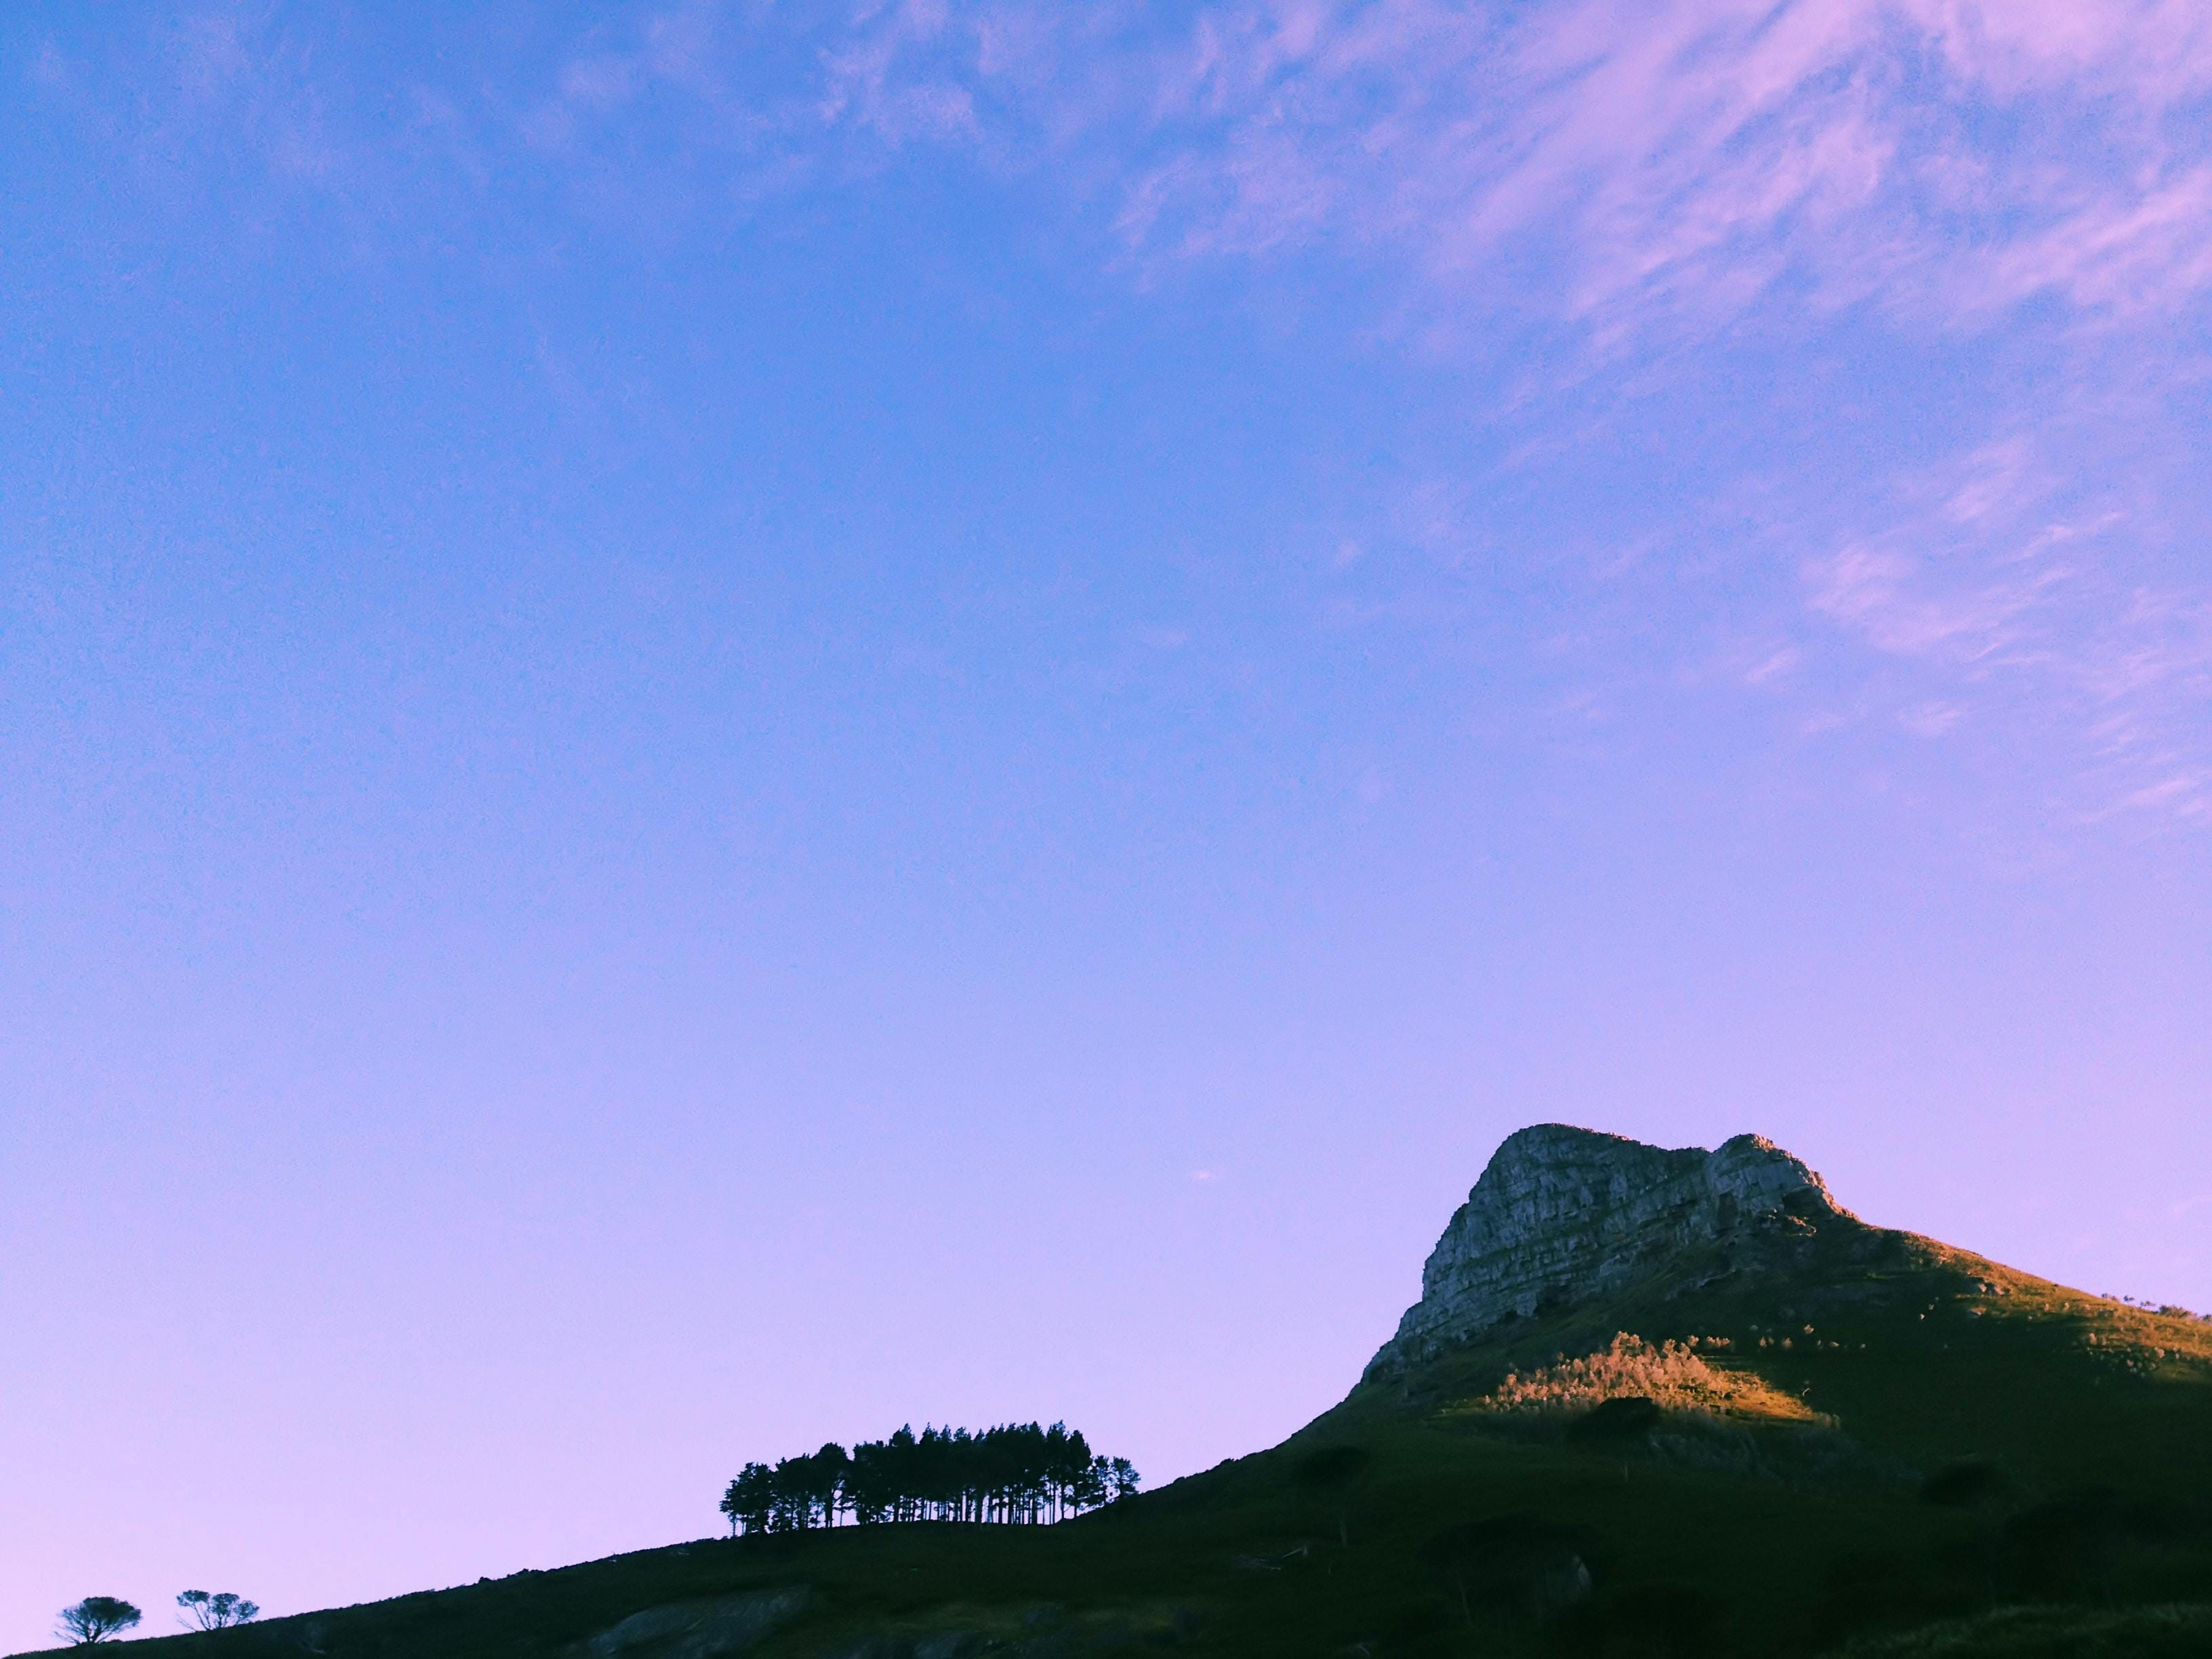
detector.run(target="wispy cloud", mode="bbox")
[500,1,2212,827]
[65,3,2211,342]
[1971,167,2212,317]
[28,1,2212,827]
[1800,429,2212,822]
[808,0,2212,346]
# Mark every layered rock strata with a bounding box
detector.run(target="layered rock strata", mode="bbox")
[1366,1124,1847,1377]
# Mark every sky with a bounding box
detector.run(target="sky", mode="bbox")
[2,0,2209,1647]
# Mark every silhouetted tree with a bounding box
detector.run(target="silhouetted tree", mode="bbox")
[1070,1453,1109,1514]
[56,1599,141,1645]
[177,1591,261,1630]
[1108,1457,1140,1504]
[720,1462,774,1535]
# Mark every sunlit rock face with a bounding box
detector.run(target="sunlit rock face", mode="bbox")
[1366,1124,1845,1377]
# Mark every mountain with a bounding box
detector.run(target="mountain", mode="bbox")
[19,1126,2212,1658]
[1366,1125,1850,1378]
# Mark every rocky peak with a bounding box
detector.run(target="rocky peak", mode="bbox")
[1366,1124,1846,1378]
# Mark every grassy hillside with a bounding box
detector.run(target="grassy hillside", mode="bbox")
[21,1224,2211,1658]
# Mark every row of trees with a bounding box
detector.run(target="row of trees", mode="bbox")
[720,1422,1139,1534]
[57,1591,259,1644]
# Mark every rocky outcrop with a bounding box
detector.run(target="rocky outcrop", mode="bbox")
[567,1589,813,1658]
[1366,1124,1848,1378]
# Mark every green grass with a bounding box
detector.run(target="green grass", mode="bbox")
[1837,1603,2212,1657]
[19,1221,2211,1658]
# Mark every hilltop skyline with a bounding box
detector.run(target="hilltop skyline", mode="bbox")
[4,2,2209,1650]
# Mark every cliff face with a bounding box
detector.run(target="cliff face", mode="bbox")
[1366,1124,1847,1378]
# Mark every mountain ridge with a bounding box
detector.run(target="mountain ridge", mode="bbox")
[17,1121,2211,1659]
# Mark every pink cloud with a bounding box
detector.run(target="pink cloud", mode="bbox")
[1799,428,2212,821]
[1974,167,2212,316]
[91,1,2212,826]
[1807,540,2047,662]
[821,0,2212,343]
[1900,0,2212,100]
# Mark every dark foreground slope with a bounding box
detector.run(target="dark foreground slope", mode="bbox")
[22,1130,2212,1659]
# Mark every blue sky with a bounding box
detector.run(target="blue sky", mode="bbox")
[3,1,2209,1647]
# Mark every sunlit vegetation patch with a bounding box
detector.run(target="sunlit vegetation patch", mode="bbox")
[2060,1294,2212,1380]
[1449,1332,1827,1425]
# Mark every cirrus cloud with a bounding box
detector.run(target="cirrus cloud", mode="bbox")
[28,1,2212,828]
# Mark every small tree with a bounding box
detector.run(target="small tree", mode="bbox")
[56,1598,142,1645]
[1290,1445,1373,1546]
[178,1590,262,1631]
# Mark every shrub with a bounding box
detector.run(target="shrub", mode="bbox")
[1425,1513,1597,1625]
[1289,1445,1374,1546]
[1549,1582,1728,1658]
[1992,1487,2196,1599]
[1564,1396,1662,1446]
[1921,1458,2010,1510]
